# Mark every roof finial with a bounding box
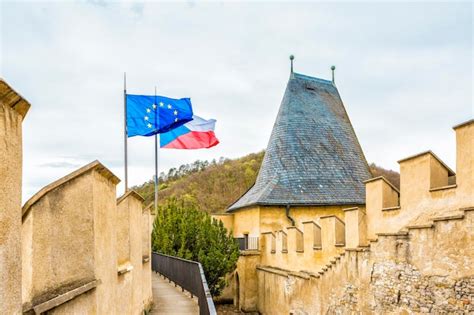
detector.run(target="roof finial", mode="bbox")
[331,65,336,84]
[290,55,294,73]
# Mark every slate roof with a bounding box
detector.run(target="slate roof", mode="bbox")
[227,72,371,212]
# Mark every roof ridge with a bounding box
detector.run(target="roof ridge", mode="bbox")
[292,72,333,85]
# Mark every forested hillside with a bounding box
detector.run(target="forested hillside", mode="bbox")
[133,151,265,213]
[133,151,400,214]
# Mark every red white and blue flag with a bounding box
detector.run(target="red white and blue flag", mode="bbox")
[160,115,219,149]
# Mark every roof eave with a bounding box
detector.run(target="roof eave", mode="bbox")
[227,200,366,213]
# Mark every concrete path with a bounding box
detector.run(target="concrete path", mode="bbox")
[150,272,199,315]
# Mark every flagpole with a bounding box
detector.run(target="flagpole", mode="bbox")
[154,86,159,214]
[124,72,128,193]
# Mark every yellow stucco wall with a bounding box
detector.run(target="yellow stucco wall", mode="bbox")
[455,120,474,208]
[116,193,138,315]
[0,83,29,315]
[211,213,234,234]
[20,162,124,314]
[128,195,144,315]
[231,207,260,237]
[256,207,474,314]
[142,207,153,310]
[21,172,97,309]
[228,120,474,314]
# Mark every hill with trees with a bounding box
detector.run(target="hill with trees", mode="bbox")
[133,151,400,214]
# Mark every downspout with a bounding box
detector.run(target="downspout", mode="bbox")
[286,204,295,226]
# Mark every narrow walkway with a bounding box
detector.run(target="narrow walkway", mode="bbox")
[150,272,199,315]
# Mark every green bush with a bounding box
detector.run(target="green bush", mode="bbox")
[151,198,239,297]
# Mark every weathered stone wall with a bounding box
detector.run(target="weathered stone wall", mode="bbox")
[0,79,30,315]
[256,208,473,314]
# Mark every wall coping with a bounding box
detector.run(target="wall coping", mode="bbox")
[22,160,120,219]
[452,118,474,130]
[240,250,260,256]
[29,279,99,314]
[363,176,400,194]
[144,202,154,214]
[0,78,31,119]
[397,150,455,176]
[320,215,345,225]
[286,226,303,233]
[302,220,321,228]
[432,214,464,222]
[382,206,401,212]
[429,184,457,192]
[117,189,145,205]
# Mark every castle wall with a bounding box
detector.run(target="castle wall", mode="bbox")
[116,191,147,314]
[211,213,234,234]
[225,120,474,314]
[235,251,260,312]
[0,103,24,314]
[256,208,473,314]
[129,194,144,314]
[116,193,136,315]
[0,80,154,314]
[21,162,120,314]
[0,81,30,315]
[142,207,153,310]
[231,207,260,237]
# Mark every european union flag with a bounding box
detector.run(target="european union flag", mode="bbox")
[126,94,193,137]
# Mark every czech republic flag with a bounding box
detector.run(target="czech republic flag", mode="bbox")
[160,115,219,149]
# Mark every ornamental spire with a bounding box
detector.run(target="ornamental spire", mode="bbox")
[290,55,295,79]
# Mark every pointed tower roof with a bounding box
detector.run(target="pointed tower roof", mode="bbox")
[227,72,371,212]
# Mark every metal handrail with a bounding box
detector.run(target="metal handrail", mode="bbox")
[235,237,259,250]
[151,252,217,315]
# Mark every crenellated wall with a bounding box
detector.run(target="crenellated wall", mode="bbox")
[256,206,473,314]
[141,205,153,310]
[0,79,154,314]
[365,119,473,237]
[20,162,154,315]
[0,79,30,315]
[215,119,474,314]
[21,161,121,314]
[116,191,144,315]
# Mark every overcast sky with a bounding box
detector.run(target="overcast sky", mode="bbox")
[1,1,472,202]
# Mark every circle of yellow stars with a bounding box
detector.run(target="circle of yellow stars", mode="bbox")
[144,101,179,129]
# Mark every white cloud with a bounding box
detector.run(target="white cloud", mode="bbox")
[1,1,472,202]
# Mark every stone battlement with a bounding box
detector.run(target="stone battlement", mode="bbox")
[0,79,153,315]
[213,119,474,313]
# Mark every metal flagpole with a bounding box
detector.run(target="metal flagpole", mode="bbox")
[124,72,128,193]
[154,86,159,214]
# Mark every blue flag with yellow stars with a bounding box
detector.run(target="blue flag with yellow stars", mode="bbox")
[126,94,194,137]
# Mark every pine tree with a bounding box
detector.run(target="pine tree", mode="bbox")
[152,198,239,297]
